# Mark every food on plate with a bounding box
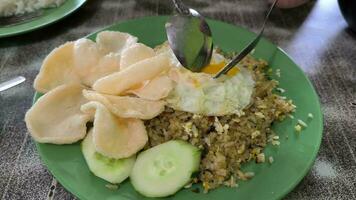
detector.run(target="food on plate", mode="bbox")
[95,31,137,55]
[34,31,137,92]
[81,130,136,184]
[125,75,174,101]
[25,30,295,198]
[81,101,147,159]
[130,140,201,197]
[145,52,295,191]
[0,0,66,17]
[25,83,90,144]
[93,54,171,95]
[82,89,165,119]
[120,43,155,69]
[33,42,80,93]
[166,67,255,116]
[72,38,120,86]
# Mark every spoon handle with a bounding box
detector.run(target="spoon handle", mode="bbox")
[172,0,190,15]
[214,0,278,78]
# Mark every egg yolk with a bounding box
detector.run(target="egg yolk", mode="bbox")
[202,62,239,76]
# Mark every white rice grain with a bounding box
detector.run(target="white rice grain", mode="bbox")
[297,119,308,127]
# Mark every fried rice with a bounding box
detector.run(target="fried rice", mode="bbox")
[144,54,295,192]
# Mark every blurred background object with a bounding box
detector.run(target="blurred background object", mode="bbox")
[338,0,356,32]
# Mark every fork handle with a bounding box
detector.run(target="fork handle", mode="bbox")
[214,0,278,78]
[214,35,262,78]
[172,0,190,15]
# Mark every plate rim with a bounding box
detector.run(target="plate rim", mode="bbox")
[33,15,324,200]
[0,0,86,38]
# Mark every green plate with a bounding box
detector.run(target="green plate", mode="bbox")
[0,0,86,38]
[33,16,323,200]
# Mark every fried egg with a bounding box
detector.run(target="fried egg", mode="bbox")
[163,48,255,116]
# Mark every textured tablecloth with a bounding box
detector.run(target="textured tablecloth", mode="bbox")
[0,0,355,199]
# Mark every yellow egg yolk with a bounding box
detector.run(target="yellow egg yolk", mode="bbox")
[202,62,239,76]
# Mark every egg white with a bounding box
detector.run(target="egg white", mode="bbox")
[163,50,255,116]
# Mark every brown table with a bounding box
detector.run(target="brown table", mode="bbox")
[1,0,355,199]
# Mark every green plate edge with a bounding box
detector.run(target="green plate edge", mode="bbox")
[33,16,323,200]
[0,0,86,38]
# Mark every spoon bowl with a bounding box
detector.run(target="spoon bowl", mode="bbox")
[165,1,213,72]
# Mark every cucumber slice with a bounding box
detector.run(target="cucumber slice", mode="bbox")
[130,140,201,197]
[81,131,135,184]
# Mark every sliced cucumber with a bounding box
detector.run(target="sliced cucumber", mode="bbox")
[81,131,135,184]
[130,140,201,197]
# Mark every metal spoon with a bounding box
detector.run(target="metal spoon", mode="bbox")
[214,0,278,78]
[165,0,213,72]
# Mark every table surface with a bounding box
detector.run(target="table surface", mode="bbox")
[0,0,355,199]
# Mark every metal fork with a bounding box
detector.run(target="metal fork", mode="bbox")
[214,0,278,78]
[0,10,43,27]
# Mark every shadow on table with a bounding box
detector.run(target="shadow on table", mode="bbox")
[0,0,103,48]
[345,27,356,40]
